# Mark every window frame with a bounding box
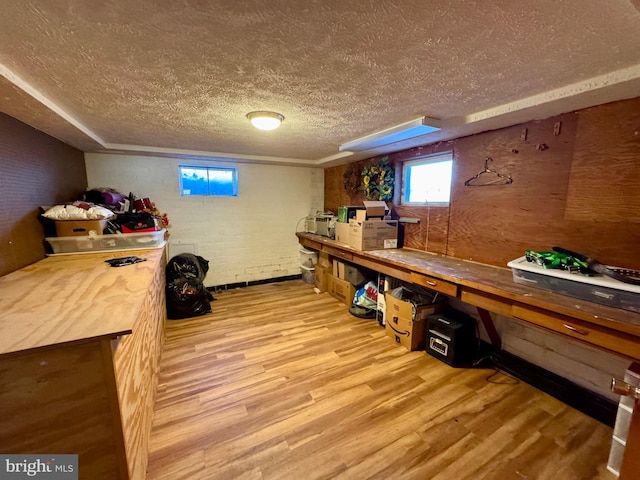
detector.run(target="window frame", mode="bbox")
[179,164,239,197]
[400,152,453,206]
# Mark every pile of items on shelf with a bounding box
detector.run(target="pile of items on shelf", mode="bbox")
[43,188,169,236]
[41,188,169,255]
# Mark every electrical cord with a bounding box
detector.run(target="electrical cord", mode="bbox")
[470,321,520,385]
[486,367,520,385]
[295,215,308,233]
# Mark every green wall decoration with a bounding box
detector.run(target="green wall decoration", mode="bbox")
[362,156,394,201]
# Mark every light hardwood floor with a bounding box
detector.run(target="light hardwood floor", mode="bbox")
[146,280,617,480]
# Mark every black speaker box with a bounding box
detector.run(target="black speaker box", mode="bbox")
[425,310,477,367]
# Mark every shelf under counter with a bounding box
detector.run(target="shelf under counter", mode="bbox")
[296,231,640,355]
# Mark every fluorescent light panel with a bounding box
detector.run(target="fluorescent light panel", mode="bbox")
[339,116,441,152]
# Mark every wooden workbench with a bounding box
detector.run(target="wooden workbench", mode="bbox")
[297,232,640,360]
[0,247,166,479]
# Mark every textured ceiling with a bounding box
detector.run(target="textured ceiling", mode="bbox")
[1,0,640,166]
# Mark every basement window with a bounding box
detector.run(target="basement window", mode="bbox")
[401,152,453,206]
[179,165,238,197]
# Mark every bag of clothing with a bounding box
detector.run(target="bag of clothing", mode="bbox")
[353,281,379,310]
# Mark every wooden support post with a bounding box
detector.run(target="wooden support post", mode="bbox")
[477,307,502,350]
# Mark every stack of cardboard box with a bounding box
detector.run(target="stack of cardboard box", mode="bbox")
[335,201,398,251]
[326,259,372,306]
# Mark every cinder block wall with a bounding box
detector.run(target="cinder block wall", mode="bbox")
[85,153,324,287]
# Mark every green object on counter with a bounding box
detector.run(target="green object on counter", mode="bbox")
[524,249,593,275]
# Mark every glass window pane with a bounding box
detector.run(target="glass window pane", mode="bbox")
[402,154,453,205]
[407,161,452,203]
[179,165,238,197]
[208,168,236,196]
[180,167,209,196]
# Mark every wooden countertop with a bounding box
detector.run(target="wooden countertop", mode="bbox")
[297,232,640,337]
[0,248,165,356]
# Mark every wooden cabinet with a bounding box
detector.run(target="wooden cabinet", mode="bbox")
[0,248,166,480]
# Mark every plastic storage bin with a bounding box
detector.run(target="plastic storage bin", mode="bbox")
[508,256,640,313]
[46,229,166,255]
[299,248,318,268]
[300,265,315,284]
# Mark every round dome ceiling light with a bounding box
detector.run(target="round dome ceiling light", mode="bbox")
[247,111,284,130]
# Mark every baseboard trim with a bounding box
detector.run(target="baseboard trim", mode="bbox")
[208,274,302,292]
[487,346,617,426]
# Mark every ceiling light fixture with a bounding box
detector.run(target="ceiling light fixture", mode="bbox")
[339,116,441,152]
[247,111,284,131]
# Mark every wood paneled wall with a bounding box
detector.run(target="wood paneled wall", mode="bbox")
[0,113,86,277]
[324,97,640,270]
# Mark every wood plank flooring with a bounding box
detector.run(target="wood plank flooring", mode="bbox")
[146,280,617,480]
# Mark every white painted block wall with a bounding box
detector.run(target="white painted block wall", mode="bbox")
[85,153,324,287]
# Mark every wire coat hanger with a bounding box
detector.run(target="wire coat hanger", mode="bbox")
[464,157,513,186]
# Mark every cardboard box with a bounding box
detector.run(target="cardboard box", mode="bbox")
[55,219,109,237]
[385,292,445,350]
[334,221,350,244]
[348,219,398,251]
[385,314,427,350]
[355,200,389,221]
[328,274,356,306]
[318,251,331,268]
[314,264,330,292]
[333,259,345,278]
[385,292,444,322]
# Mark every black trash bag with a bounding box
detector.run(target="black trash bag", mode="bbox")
[166,277,212,319]
[166,253,210,284]
[165,253,213,319]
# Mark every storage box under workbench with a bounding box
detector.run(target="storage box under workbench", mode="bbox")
[385,291,445,350]
[508,256,640,313]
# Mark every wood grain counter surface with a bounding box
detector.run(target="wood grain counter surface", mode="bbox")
[0,248,165,356]
[297,232,640,338]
